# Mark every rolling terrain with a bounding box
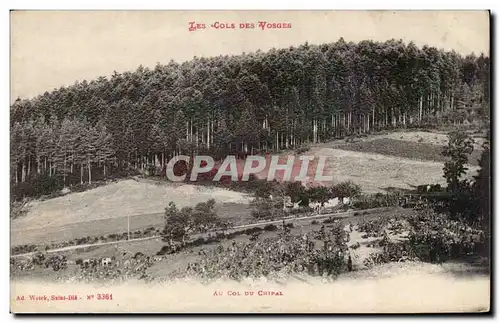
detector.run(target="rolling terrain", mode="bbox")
[11,130,482,248]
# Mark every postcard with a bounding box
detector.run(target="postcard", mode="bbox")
[10,10,491,313]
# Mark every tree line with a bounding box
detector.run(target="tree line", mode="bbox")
[10,38,490,190]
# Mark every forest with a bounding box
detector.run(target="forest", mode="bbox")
[10,38,490,196]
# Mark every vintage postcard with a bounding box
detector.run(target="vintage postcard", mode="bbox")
[10,10,491,313]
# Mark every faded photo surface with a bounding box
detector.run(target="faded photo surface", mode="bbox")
[10,10,491,313]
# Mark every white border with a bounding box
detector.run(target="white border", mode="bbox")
[2,1,497,322]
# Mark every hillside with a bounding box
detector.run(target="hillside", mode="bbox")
[11,129,482,245]
[11,179,251,232]
[10,39,490,203]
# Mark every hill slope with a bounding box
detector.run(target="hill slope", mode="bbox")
[11,179,251,231]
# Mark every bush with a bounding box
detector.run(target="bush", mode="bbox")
[264,224,278,231]
[157,246,171,256]
[250,197,284,220]
[352,193,400,209]
[407,209,486,263]
[350,242,361,250]
[191,237,206,247]
[288,207,311,215]
[10,199,31,219]
[225,232,238,240]
[31,251,46,266]
[183,226,350,280]
[244,227,263,235]
[11,244,38,255]
[357,218,389,238]
[295,144,310,154]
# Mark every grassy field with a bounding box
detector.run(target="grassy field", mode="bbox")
[336,138,482,166]
[303,129,482,193]
[11,179,252,231]
[11,202,252,246]
[372,130,486,148]
[307,147,479,193]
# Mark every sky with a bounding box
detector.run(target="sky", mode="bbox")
[10,10,490,101]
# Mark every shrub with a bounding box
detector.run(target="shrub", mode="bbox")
[191,237,206,247]
[183,226,350,280]
[31,251,46,266]
[357,218,390,237]
[295,144,310,154]
[250,197,284,220]
[11,244,38,255]
[352,193,400,209]
[10,199,31,219]
[244,227,263,235]
[264,224,278,231]
[407,209,486,263]
[288,207,311,215]
[157,246,171,255]
[350,242,361,250]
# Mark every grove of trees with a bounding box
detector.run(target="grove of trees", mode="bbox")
[163,199,222,245]
[251,180,362,220]
[11,38,490,199]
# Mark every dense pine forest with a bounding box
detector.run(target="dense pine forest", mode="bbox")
[10,38,490,196]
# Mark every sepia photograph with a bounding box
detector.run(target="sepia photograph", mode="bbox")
[9,10,491,313]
